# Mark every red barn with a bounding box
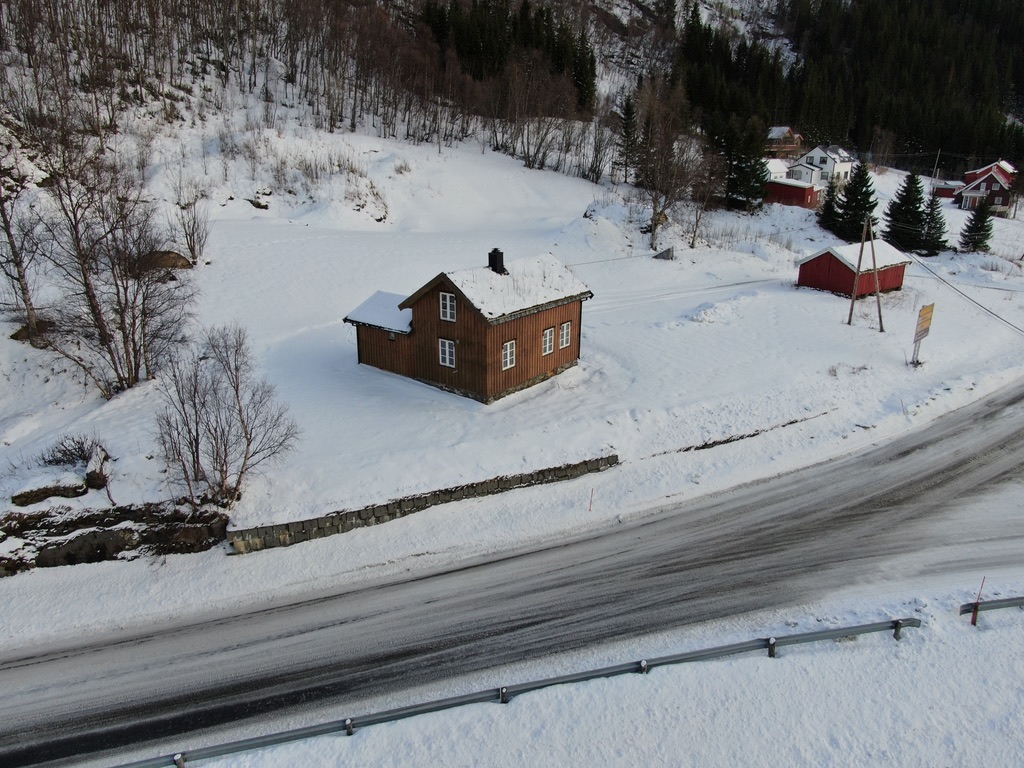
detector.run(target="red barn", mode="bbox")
[344,250,592,403]
[797,241,912,298]
[766,179,822,209]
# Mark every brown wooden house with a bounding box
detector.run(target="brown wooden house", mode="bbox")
[797,242,911,298]
[344,250,593,403]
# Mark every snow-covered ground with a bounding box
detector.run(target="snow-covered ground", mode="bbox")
[194,570,1024,768]
[2,113,1024,765]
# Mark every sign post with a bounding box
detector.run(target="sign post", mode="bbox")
[910,303,935,366]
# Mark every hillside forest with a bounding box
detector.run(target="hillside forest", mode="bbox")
[1,0,1023,389]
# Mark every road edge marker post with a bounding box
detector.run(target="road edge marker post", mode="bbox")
[971,576,986,626]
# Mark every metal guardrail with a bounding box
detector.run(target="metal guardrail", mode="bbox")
[115,617,919,768]
[959,596,1024,616]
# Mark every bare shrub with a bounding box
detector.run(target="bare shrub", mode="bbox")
[157,325,300,509]
[41,434,100,467]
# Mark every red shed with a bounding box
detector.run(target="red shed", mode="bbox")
[765,178,822,209]
[796,241,912,298]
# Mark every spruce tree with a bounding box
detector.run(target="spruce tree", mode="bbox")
[920,192,948,256]
[834,162,879,242]
[882,172,925,252]
[616,94,640,183]
[818,177,839,233]
[959,200,994,252]
[715,115,768,211]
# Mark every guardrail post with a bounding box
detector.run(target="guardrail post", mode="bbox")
[767,637,777,659]
[971,602,980,626]
[345,718,355,736]
[499,686,510,704]
[639,659,649,674]
[173,754,186,767]
[892,620,903,640]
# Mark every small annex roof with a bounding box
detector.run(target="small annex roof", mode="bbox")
[824,144,857,164]
[343,291,412,333]
[765,158,790,177]
[797,241,912,271]
[404,253,592,322]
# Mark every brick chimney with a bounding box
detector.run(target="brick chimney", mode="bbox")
[488,248,507,275]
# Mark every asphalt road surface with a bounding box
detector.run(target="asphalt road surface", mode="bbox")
[2,382,1024,766]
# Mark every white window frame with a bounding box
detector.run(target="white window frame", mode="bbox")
[439,338,455,368]
[440,292,456,322]
[542,327,555,356]
[501,339,516,370]
[559,321,571,349]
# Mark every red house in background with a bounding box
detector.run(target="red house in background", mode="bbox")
[954,160,1017,215]
[796,241,912,298]
[344,250,593,403]
[766,178,822,209]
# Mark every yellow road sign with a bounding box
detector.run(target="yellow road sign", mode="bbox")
[914,303,934,344]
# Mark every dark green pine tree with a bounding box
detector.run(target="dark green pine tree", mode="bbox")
[716,115,769,211]
[882,172,926,252]
[920,191,948,256]
[959,200,994,252]
[817,176,840,233]
[834,162,879,242]
[616,93,640,184]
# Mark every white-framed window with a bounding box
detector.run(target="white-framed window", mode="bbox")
[542,327,555,356]
[440,292,456,322]
[995,196,1003,204]
[980,182,987,191]
[439,338,455,368]
[818,156,826,166]
[993,183,1002,191]
[559,321,571,349]
[501,339,516,370]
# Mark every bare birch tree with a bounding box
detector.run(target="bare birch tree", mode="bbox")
[0,144,44,343]
[157,324,300,509]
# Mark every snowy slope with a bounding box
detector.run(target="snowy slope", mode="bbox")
[1,105,1022,767]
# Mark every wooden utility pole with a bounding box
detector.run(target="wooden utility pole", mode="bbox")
[846,217,885,332]
[868,219,885,332]
[847,218,869,326]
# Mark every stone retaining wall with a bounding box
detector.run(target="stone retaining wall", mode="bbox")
[228,454,619,554]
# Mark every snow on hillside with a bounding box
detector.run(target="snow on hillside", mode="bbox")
[1,102,1023,766]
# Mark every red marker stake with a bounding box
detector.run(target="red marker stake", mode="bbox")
[971,576,986,627]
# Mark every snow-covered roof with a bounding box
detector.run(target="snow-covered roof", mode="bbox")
[798,241,912,270]
[765,158,790,177]
[343,291,412,333]
[967,160,1017,178]
[768,126,795,140]
[769,177,815,189]
[439,253,592,321]
[801,145,856,165]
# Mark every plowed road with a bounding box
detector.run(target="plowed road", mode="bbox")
[3,383,1024,766]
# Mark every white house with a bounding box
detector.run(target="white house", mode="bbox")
[793,145,857,185]
[786,161,822,185]
[765,158,790,180]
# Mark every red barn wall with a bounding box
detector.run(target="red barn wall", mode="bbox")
[798,253,906,298]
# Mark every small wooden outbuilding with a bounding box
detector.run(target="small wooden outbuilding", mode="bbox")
[796,241,912,298]
[344,250,593,403]
[766,178,821,209]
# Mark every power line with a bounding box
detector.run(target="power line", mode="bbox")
[906,251,1024,338]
